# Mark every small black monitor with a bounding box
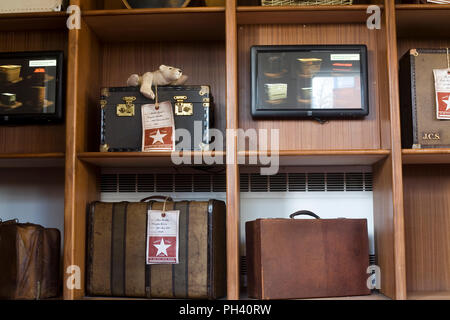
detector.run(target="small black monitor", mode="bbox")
[0,51,64,124]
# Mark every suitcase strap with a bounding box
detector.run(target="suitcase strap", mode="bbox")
[289,210,321,220]
[140,196,173,216]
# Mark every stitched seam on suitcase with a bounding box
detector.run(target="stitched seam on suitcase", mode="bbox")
[86,203,95,295]
[145,201,154,298]
[172,201,189,298]
[111,202,128,296]
[207,200,213,299]
[185,202,190,298]
[172,202,177,298]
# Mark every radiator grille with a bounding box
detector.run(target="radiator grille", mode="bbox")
[100,172,373,193]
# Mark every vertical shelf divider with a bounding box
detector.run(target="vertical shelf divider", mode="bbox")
[225,0,241,300]
[376,0,407,300]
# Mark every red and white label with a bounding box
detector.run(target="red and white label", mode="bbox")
[434,69,450,120]
[141,101,175,151]
[146,210,179,265]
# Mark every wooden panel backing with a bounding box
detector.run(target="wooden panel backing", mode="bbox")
[397,37,450,64]
[0,30,67,153]
[238,23,381,151]
[403,165,450,293]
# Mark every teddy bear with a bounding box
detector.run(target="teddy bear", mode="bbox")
[127,65,188,100]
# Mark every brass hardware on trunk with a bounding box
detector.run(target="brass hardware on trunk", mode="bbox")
[100,144,110,152]
[116,96,136,116]
[174,96,193,116]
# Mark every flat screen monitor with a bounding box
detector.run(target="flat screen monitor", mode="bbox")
[251,45,369,118]
[0,51,64,124]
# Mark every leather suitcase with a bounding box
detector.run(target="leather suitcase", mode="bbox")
[86,197,226,299]
[0,0,66,13]
[400,49,450,148]
[246,211,370,299]
[0,219,61,300]
[100,86,211,152]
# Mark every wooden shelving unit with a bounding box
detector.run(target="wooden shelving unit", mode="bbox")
[402,149,450,164]
[0,153,65,168]
[1,0,449,301]
[78,151,226,167]
[237,4,375,24]
[238,150,390,166]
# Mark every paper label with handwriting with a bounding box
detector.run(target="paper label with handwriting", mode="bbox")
[141,101,175,151]
[434,69,450,120]
[146,210,179,264]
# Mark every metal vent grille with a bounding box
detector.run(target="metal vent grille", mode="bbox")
[156,174,173,193]
[250,174,268,192]
[269,173,287,192]
[100,171,373,193]
[240,173,249,192]
[327,173,345,192]
[193,175,211,192]
[212,174,226,192]
[137,174,154,192]
[100,174,117,192]
[175,175,192,192]
[288,173,306,191]
[308,173,325,192]
[118,174,136,192]
[365,173,373,191]
[346,173,364,191]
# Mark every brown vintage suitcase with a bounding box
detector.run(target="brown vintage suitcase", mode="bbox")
[86,197,226,299]
[0,219,61,300]
[400,48,450,148]
[246,211,370,300]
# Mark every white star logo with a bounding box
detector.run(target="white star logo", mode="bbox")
[153,238,171,257]
[443,95,450,111]
[150,129,167,145]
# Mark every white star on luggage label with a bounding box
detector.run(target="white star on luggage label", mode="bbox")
[443,96,450,111]
[150,129,167,144]
[154,238,171,257]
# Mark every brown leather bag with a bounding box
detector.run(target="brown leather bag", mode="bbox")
[246,211,370,299]
[86,196,227,299]
[0,219,61,300]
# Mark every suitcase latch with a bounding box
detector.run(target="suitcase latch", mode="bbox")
[117,96,136,117]
[174,96,193,116]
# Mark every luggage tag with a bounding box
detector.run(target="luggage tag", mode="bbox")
[433,49,450,120]
[146,204,180,265]
[141,87,175,151]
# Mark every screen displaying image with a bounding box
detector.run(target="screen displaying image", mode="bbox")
[0,51,63,123]
[252,46,368,118]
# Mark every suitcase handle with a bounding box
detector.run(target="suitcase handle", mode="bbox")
[0,218,19,225]
[140,195,173,203]
[289,210,321,220]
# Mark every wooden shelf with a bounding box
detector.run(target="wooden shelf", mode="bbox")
[402,149,450,165]
[78,151,226,167]
[237,5,376,25]
[0,153,65,168]
[408,291,450,300]
[82,7,225,42]
[238,150,390,167]
[396,4,450,37]
[240,290,389,300]
[0,11,67,31]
